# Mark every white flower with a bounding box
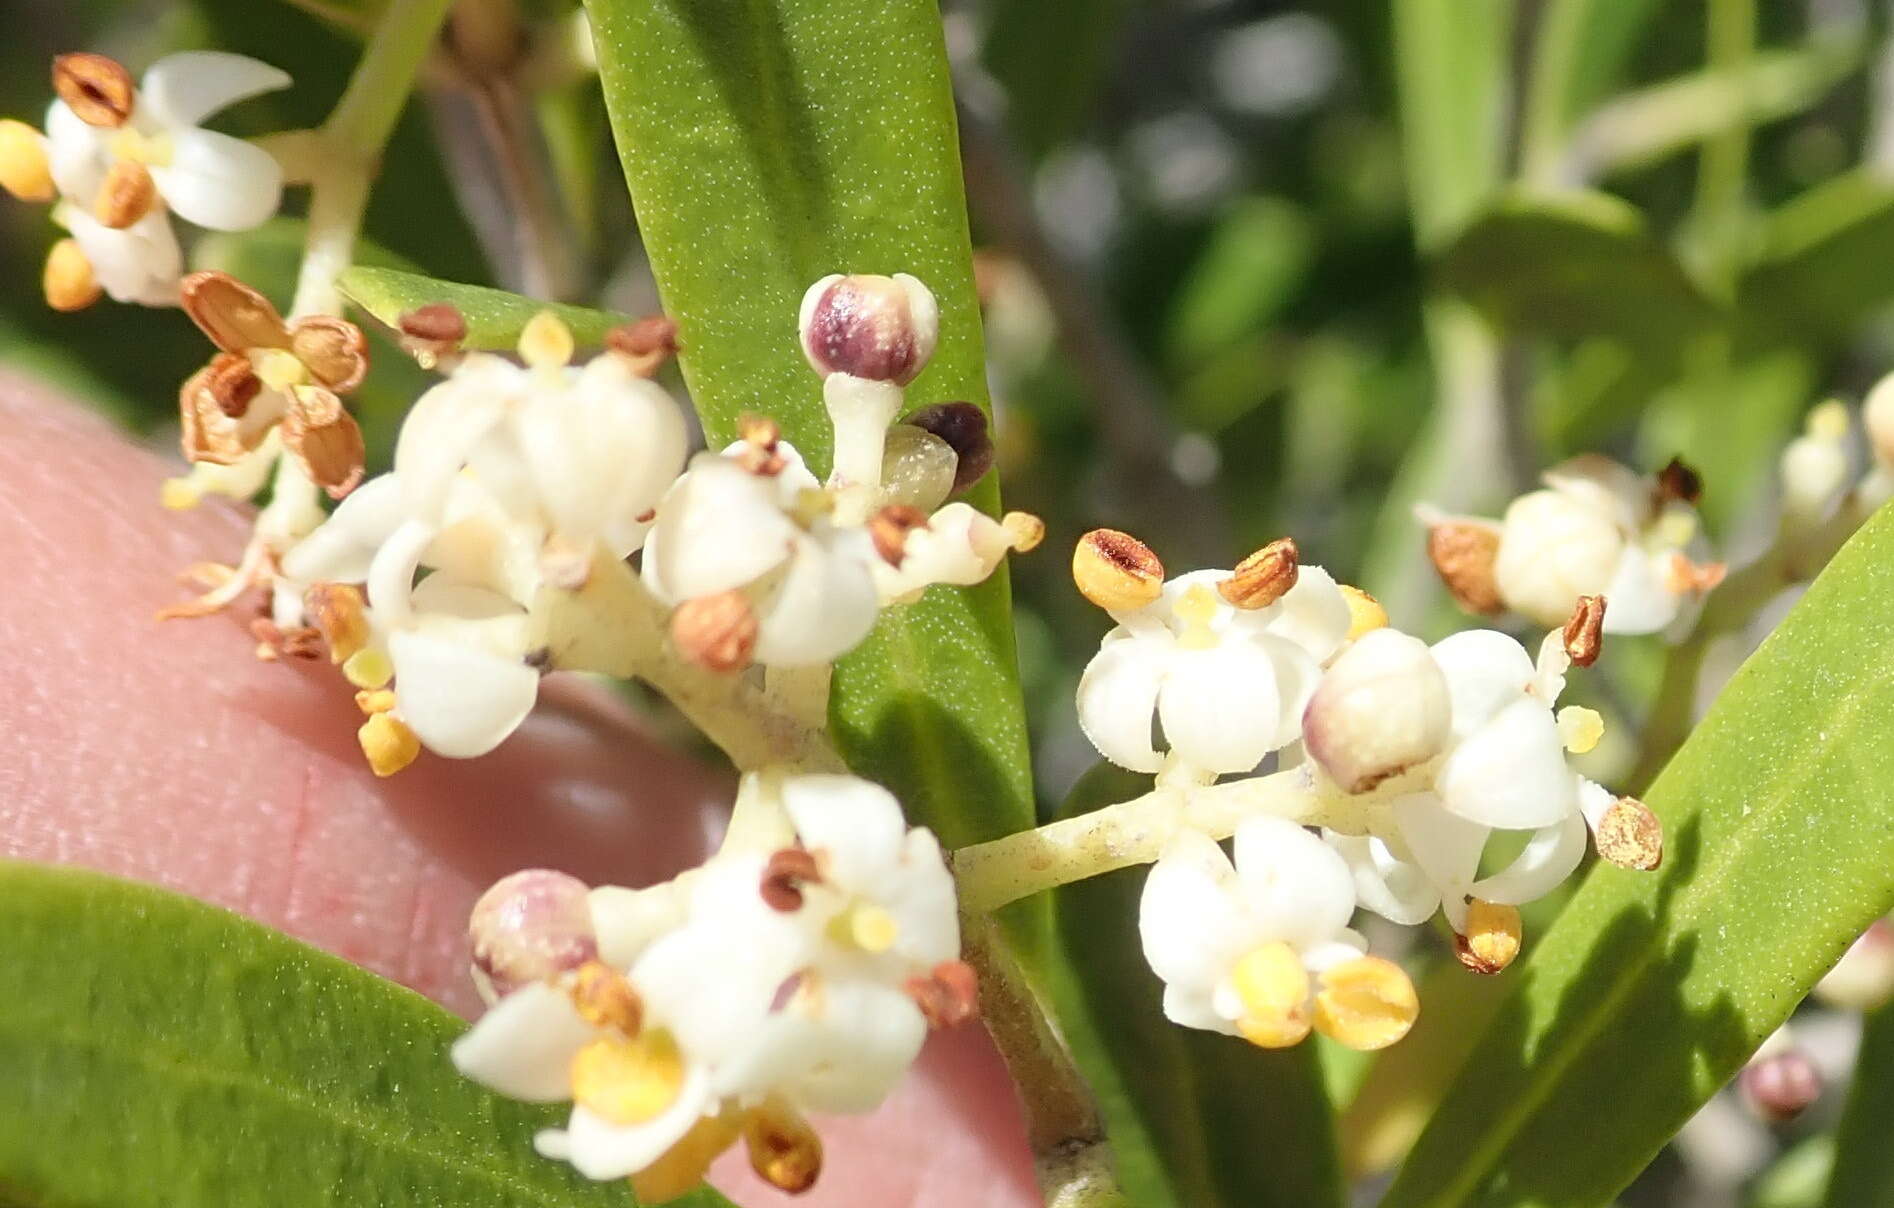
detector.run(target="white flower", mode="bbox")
[59,204,180,305]
[642,442,881,667]
[1139,816,1416,1050]
[873,502,1041,603]
[1077,565,1351,775]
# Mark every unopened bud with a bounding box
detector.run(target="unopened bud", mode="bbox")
[1427,521,1504,614]
[1781,409,1852,525]
[799,272,939,384]
[672,591,758,672]
[869,504,929,566]
[1741,1048,1822,1124]
[1219,538,1299,609]
[744,1098,823,1194]
[1073,529,1163,612]
[1455,899,1522,974]
[93,159,155,228]
[901,401,994,493]
[43,238,99,312]
[1563,595,1605,667]
[470,870,599,996]
[1816,918,1894,1011]
[1303,628,1451,794]
[53,53,135,128]
[1592,796,1663,870]
[1866,374,1894,470]
[604,316,679,377]
[0,119,54,202]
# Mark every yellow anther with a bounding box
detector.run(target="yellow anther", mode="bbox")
[743,1097,823,1194]
[353,688,397,715]
[254,348,308,392]
[1455,899,1523,975]
[519,310,575,370]
[1230,941,1312,1049]
[570,1030,686,1127]
[570,961,644,1034]
[160,477,201,511]
[1808,399,1851,441]
[1312,955,1419,1051]
[43,238,100,312]
[1340,585,1388,639]
[1173,583,1222,651]
[357,713,420,778]
[0,119,54,202]
[1557,705,1604,755]
[631,1113,743,1205]
[1002,510,1045,553]
[342,647,394,690]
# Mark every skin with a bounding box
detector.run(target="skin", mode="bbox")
[0,376,1037,1208]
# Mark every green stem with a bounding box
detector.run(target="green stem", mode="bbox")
[324,0,456,159]
[1691,0,1757,295]
[1518,0,1589,189]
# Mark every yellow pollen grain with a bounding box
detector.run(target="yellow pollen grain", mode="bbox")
[1173,583,1222,651]
[570,1031,686,1127]
[160,477,201,510]
[1808,399,1850,441]
[342,647,394,690]
[1231,941,1311,1049]
[1340,585,1387,639]
[1557,705,1604,755]
[1312,955,1419,1051]
[357,713,419,778]
[519,310,575,370]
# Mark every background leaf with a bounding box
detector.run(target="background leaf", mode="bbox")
[337,265,629,349]
[1821,1000,1894,1207]
[1737,171,1894,350]
[1380,505,1894,1208]
[0,860,733,1208]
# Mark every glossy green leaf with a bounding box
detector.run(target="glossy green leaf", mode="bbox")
[581,0,1033,854]
[1738,171,1894,349]
[1044,763,1343,1208]
[336,265,630,349]
[0,860,731,1207]
[1381,505,1894,1208]
[1437,190,1720,353]
[1822,1000,1894,1207]
[1393,0,1512,250]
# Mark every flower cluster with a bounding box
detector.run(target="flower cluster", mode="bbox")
[0,52,289,309]
[452,772,976,1201]
[1421,455,1723,636]
[1071,527,1664,1050]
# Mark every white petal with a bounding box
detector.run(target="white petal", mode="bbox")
[642,456,797,600]
[713,979,927,1113]
[752,532,881,666]
[44,100,111,202]
[1494,489,1625,626]
[280,474,406,584]
[1391,795,1488,927]
[140,51,291,127]
[513,363,687,552]
[1139,830,1246,993]
[1156,641,1285,774]
[1599,546,1680,635]
[1327,831,1439,926]
[364,518,437,630]
[1436,698,1578,829]
[561,1073,715,1181]
[1429,629,1534,739]
[389,629,538,758]
[151,128,283,230]
[1161,982,1237,1035]
[450,982,591,1102]
[588,883,685,970]
[409,578,532,654]
[1543,454,1650,532]
[393,374,512,522]
[64,207,181,306]
[1471,812,1589,905]
[1230,815,1356,947]
[886,829,961,966]
[1075,635,1167,773]
[1270,564,1352,662]
[781,774,908,891]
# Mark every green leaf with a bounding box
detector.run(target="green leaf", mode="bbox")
[336,265,630,349]
[580,0,1033,854]
[1380,506,1894,1208]
[1393,0,1513,250]
[1823,1000,1894,1207]
[0,860,732,1207]
[979,0,1132,161]
[1437,190,1720,354]
[1749,1135,1835,1208]
[1738,171,1894,349]
[1043,764,1343,1208]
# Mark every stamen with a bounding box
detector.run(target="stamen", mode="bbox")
[1562,594,1606,667]
[396,303,467,370]
[1230,941,1312,1049]
[1219,537,1299,610]
[569,1030,685,1127]
[354,688,397,714]
[0,120,54,202]
[671,591,759,673]
[604,316,680,377]
[1001,511,1045,553]
[1593,796,1663,871]
[759,848,821,911]
[1340,584,1388,639]
[357,712,420,777]
[1454,899,1522,975]
[92,160,155,229]
[630,1114,743,1205]
[1312,956,1419,1050]
[343,647,394,690]
[42,239,99,312]
[304,582,370,664]
[52,53,135,128]
[570,961,644,1035]
[905,960,980,1029]
[1425,521,1504,614]
[1557,705,1604,755]
[1656,456,1703,505]
[869,504,928,566]
[1072,528,1164,612]
[743,1098,823,1194]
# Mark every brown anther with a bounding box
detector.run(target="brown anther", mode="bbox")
[281,386,365,499]
[743,1102,823,1195]
[1454,900,1523,975]
[605,316,680,377]
[901,401,994,494]
[43,238,99,312]
[249,617,322,661]
[734,414,789,476]
[178,354,273,466]
[571,961,645,1035]
[869,504,928,566]
[93,159,155,229]
[1595,796,1664,871]
[1220,537,1300,610]
[1666,554,1728,596]
[1073,529,1164,612]
[672,590,759,672]
[53,53,135,128]
[1426,521,1504,614]
[906,960,980,1029]
[288,316,370,393]
[760,848,822,912]
[634,508,656,524]
[1656,456,1703,506]
[1563,595,1606,668]
[205,352,263,418]
[304,582,371,664]
[180,271,290,354]
[396,302,466,368]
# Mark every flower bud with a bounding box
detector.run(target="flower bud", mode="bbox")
[1072,528,1164,612]
[469,869,598,995]
[1302,629,1451,794]
[1494,490,1624,627]
[879,425,959,512]
[901,401,994,493]
[1740,1048,1822,1124]
[1780,404,1852,526]
[1816,918,1894,1011]
[799,273,939,384]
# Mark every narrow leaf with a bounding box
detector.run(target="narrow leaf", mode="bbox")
[1822,1000,1894,1207]
[1381,506,1894,1208]
[336,265,630,349]
[0,861,732,1207]
[1738,171,1894,348]
[1393,0,1512,251]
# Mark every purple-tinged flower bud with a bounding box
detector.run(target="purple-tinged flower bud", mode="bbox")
[469,869,598,995]
[799,273,939,385]
[1303,629,1451,794]
[1740,1048,1823,1124]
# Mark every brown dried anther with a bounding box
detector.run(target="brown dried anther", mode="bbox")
[571,961,645,1035]
[1426,521,1504,614]
[605,316,680,377]
[180,271,370,392]
[1594,796,1663,871]
[743,1102,823,1194]
[901,401,994,494]
[281,386,366,499]
[905,960,980,1029]
[94,160,155,229]
[733,414,788,476]
[672,590,759,672]
[1073,528,1164,612]
[304,582,371,664]
[178,354,274,466]
[759,848,822,912]
[53,53,135,128]
[249,616,322,662]
[1220,537,1299,610]
[1656,456,1703,506]
[1666,553,1728,597]
[397,303,467,367]
[869,504,928,566]
[1563,595,1606,667]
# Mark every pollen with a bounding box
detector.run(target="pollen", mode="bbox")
[1340,584,1387,639]
[570,1030,686,1127]
[571,961,644,1035]
[357,712,420,778]
[1230,941,1312,1049]
[43,238,100,312]
[1312,955,1419,1051]
[342,647,394,690]
[519,310,575,371]
[1557,705,1604,755]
